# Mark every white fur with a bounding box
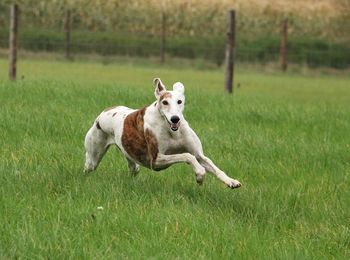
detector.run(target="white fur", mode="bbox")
[84,78,241,189]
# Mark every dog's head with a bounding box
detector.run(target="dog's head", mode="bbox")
[153,78,185,132]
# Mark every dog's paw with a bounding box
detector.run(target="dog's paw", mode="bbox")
[129,165,140,176]
[83,167,93,174]
[84,161,96,173]
[196,173,205,185]
[195,165,206,185]
[227,179,241,189]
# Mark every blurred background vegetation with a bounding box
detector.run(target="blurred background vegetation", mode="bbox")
[0,0,350,68]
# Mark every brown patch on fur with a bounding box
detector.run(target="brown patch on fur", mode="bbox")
[104,106,117,112]
[145,129,159,167]
[96,121,101,130]
[159,92,172,101]
[112,112,117,117]
[121,107,158,168]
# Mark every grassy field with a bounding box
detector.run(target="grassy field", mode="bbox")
[0,58,349,259]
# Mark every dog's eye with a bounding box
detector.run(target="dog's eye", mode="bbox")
[177,100,182,104]
[162,100,168,105]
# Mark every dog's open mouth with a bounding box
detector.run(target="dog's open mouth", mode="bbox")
[169,121,180,131]
[163,115,181,131]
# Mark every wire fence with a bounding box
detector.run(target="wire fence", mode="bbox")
[1,30,349,68]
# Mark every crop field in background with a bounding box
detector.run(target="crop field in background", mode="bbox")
[1,0,349,41]
[1,0,350,68]
[0,58,349,258]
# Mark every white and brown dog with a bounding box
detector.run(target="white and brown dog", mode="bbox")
[84,78,241,189]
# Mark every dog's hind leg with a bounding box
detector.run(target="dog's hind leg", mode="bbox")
[84,122,111,173]
[126,157,140,176]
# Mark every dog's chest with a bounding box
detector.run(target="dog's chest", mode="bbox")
[157,131,187,155]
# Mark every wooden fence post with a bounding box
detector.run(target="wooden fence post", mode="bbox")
[160,12,166,63]
[64,9,72,59]
[280,19,288,71]
[225,10,235,94]
[9,3,18,81]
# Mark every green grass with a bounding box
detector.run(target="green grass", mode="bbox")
[0,58,349,259]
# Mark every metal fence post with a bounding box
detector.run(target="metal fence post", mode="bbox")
[9,4,19,81]
[225,10,235,94]
[64,9,72,60]
[280,19,288,71]
[160,12,166,63]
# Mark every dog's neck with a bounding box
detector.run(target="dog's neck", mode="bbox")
[148,101,168,123]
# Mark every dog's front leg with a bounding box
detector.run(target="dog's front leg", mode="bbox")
[197,154,241,189]
[184,128,241,189]
[155,153,206,184]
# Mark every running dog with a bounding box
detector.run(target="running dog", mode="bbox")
[84,78,241,189]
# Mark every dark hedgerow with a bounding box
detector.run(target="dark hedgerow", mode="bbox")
[0,28,349,68]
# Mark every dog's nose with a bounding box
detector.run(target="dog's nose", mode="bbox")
[170,116,180,124]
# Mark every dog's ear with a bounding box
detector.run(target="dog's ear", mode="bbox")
[173,82,185,94]
[153,78,166,98]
